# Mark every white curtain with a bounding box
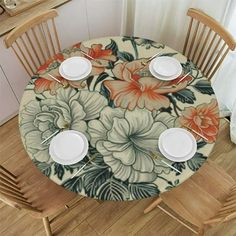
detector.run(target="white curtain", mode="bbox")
[121,0,234,51]
[121,0,236,141]
[211,1,236,117]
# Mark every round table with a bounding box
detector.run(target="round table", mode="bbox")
[19,36,220,201]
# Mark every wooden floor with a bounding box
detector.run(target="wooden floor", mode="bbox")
[0,117,236,236]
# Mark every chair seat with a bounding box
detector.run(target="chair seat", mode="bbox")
[15,160,81,218]
[190,160,235,202]
[160,161,235,227]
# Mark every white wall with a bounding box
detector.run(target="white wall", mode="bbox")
[56,0,123,48]
[0,65,19,125]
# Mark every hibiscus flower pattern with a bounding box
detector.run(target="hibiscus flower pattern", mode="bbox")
[104,60,190,111]
[88,107,176,183]
[19,36,220,201]
[33,42,117,95]
[34,74,88,95]
[73,42,117,76]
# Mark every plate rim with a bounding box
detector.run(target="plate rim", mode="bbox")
[49,130,89,165]
[158,128,197,162]
[149,57,182,81]
[59,56,92,81]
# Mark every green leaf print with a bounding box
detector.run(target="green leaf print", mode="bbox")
[54,163,65,180]
[197,141,207,149]
[187,153,207,171]
[86,75,94,90]
[160,52,178,57]
[117,51,134,62]
[173,89,196,104]
[105,39,118,55]
[172,162,185,174]
[193,80,214,95]
[129,183,160,199]
[94,72,109,89]
[100,83,115,107]
[106,61,115,69]
[97,177,129,201]
[84,167,111,197]
[63,176,83,193]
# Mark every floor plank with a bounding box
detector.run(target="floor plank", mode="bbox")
[87,200,140,235]
[135,210,194,236]
[54,198,100,235]
[0,204,27,234]
[67,221,99,236]
[0,117,24,164]
[1,213,44,236]
[102,198,161,236]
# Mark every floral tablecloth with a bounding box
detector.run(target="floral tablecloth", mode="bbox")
[19,36,220,201]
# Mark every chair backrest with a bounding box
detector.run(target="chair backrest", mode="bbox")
[205,184,236,226]
[183,8,235,80]
[0,165,40,213]
[4,9,61,76]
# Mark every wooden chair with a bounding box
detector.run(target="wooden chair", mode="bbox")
[4,9,61,76]
[0,163,83,236]
[183,8,235,80]
[144,161,236,235]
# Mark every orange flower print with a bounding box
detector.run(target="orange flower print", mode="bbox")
[177,99,219,143]
[74,43,116,76]
[37,53,65,74]
[34,76,66,95]
[104,60,188,111]
[34,75,86,95]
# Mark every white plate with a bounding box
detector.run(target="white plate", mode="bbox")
[153,56,182,77]
[59,57,92,81]
[158,128,197,162]
[149,57,182,81]
[49,130,88,165]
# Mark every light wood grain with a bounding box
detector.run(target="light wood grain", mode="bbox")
[103,198,160,236]
[0,117,236,235]
[87,200,138,234]
[52,198,100,235]
[136,210,194,236]
[0,0,70,37]
[1,0,46,16]
[67,221,99,236]
[183,8,236,80]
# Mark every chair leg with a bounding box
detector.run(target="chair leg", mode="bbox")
[144,197,162,214]
[198,227,205,236]
[43,217,52,236]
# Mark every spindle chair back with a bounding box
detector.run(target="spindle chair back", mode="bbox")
[183,8,235,80]
[4,9,61,76]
